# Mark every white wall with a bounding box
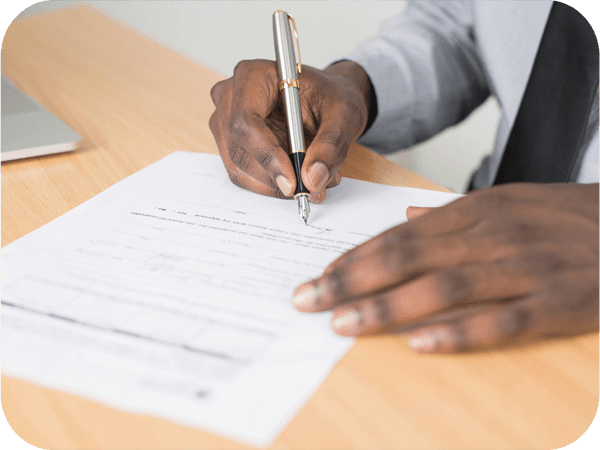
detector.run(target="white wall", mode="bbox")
[17,0,500,193]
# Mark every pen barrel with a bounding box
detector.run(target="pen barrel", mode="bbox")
[273,11,306,155]
[281,86,306,154]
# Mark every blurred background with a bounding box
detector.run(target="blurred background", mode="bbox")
[15,0,501,193]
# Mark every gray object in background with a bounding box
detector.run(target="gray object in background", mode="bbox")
[1,75,81,162]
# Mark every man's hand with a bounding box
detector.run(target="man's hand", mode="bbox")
[209,60,371,203]
[292,183,599,353]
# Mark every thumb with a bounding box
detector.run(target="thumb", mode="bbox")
[301,114,359,192]
[406,206,436,220]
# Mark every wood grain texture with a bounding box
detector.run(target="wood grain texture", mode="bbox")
[1,6,597,450]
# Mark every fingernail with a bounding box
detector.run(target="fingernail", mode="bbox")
[309,190,321,204]
[328,173,342,188]
[332,309,361,333]
[308,162,329,190]
[408,333,436,353]
[292,284,321,310]
[276,176,293,196]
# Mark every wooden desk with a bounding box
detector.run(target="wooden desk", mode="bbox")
[2,7,597,450]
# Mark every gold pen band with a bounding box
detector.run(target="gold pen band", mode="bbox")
[279,78,299,91]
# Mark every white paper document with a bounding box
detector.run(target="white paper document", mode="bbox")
[2,152,461,446]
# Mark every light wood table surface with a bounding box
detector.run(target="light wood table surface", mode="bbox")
[1,7,597,450]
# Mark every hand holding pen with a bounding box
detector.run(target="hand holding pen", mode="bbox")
[209,12,373,218]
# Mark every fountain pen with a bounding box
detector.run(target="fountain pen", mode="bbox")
[272,10,310,225]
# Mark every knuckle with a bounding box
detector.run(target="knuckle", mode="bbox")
[210,81,227,104]
[381,240,419,275]
[448,321,469,351]
[436,269,472,305]
[254,148,276,171]
[383,228,413,246]
[233,59,251,76]
[228,145,252,172]
[509,221,540,244]
[320,135,348,160]
[324,268,347,301]
[335,251,359,267]
[499,306,532,338]
[371,295,392,325]
[229,113,251,144]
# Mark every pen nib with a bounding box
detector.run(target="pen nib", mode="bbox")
[297,195,310,226]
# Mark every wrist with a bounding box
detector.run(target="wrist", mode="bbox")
[325,60,376,136]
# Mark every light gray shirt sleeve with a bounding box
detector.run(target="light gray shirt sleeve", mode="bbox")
[342,0,489,154]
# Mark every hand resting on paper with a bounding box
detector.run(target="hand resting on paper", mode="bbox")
[292,183,599,353]
[209,60,371,203]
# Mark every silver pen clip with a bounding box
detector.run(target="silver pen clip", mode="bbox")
[286,13,302,74]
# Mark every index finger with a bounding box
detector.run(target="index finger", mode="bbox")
[293,230,518,313]
[228,60,297,195]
